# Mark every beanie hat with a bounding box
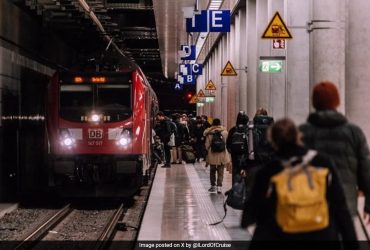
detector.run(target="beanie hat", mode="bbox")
[312,81,340,111]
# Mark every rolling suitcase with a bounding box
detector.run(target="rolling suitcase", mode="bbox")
[181,145,196,164]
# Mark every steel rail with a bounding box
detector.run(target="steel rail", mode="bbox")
[93,203,124,250]
[14,204,72,249]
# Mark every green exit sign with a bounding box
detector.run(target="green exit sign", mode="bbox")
[259,60,283,73]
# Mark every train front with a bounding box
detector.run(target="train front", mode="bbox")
[47,71,147,197]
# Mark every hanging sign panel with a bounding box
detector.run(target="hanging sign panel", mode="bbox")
[180,45,196,60]
[186,10,231,33]
[261,12,292,39]
[179,64,203,76]
[177,75,196,84]
[174,83,184,91]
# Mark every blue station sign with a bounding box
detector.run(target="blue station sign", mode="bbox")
[179,64,203,76]
[186,10,231,33]
[180,45,196,60]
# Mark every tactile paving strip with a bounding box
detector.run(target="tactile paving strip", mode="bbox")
[185,165,232,241]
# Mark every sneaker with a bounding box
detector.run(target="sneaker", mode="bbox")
[162,163,171,168]
[208,186,217,193]
[217,186,222,194]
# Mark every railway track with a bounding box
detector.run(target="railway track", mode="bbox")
[14,204,72,249]
[14,203,124,249]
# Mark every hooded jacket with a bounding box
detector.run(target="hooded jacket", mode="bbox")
[299,110,370,215]
[204,125,231,165]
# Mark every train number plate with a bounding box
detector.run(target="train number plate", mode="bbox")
[88,129,103,139]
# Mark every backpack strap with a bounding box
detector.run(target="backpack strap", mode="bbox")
[283,150,317,191]
[209,197,227,226]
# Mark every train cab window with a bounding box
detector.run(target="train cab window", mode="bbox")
[60,85,93,121]
[97,84,131,110]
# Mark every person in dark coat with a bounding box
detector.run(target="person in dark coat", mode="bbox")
[242,118,357,249]
[192,120,206,162]
[226,111,249,184]
[155,111,172,168]
[299,81,370,228]
[172,113,189,164]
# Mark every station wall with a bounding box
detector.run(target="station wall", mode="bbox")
[0,0,76,200]
[196,0,370,143]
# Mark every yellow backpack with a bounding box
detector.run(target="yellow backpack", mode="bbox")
[270,150,330,233]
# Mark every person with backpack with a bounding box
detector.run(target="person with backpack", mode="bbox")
[227,111,249,185]
[299,81,370,232]
[204,118,230,194]
[241,118,357,248]
[249,108,274,165]
[155,111,173,168]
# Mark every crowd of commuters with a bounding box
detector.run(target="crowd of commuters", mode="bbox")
[153,81,370,245]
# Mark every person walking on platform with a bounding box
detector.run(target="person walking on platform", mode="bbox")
[204,118,230,194]
[242,118,357,248]
[172,113,189,164]
[193,120,206,162]
[227,111,249,185]
[155,111,173,168]
[299,81,370,231]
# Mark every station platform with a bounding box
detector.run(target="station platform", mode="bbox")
[138,162,251,241]
[0,203,18,219]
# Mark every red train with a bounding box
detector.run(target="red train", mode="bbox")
[46,67,158,197]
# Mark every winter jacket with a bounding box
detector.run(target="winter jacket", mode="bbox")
[155,119,172,144]
[300,110,370,215]
[204,125,231,166]
[174,121,190,146]
[242,144,358,248]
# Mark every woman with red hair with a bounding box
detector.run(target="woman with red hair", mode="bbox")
[300,81,370,238]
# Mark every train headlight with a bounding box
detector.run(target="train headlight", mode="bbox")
[63,137,74,146]
[60,129,76,148]
[91,114,101,122]
[117,129,131,147]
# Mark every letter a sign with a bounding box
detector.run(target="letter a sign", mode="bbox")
[261,12,292,39]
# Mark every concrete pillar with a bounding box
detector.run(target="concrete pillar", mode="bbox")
[238,8,248,114]
[256,0,270,114]
[310,0,346,113]
[285,0,310,123]
[246,0,257,118]
[267,0,286,119]
[346,0,370,141]
[227,21,237,128]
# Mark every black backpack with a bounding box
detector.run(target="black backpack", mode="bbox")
[211,130,226,153]
[210,174,247,226]
[252,116,274,162]
[230,125,248,154]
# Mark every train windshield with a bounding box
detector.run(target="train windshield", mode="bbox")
[60,79,132,122]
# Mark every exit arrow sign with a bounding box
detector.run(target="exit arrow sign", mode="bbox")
[259,60,283,73]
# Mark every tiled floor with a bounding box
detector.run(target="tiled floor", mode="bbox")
[138,162,251,241]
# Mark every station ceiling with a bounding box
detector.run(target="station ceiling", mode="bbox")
[152,0,196,79]
[13,0,163,76]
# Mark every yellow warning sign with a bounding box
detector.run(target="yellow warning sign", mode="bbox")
[205,80,217,90]
[189,95,199,104]
[197,90,205,97]
[221,61,237,76]
[261,12,292,39]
